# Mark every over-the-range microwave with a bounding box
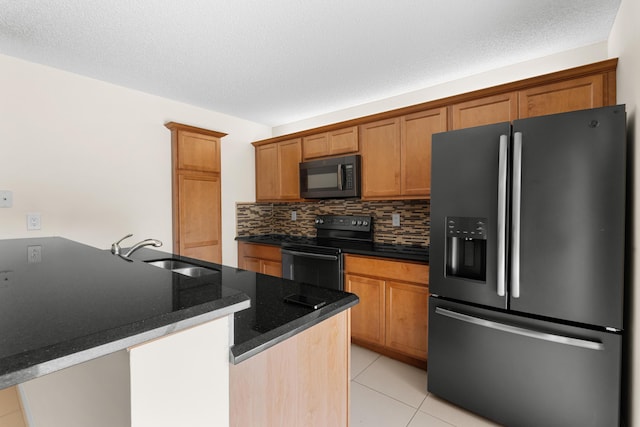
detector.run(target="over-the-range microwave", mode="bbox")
[299,154,361,199]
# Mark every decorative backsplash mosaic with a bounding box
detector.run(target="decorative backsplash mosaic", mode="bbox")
[236,199,430,246]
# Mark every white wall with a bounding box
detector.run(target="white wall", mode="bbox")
[609,0,640,425]
[0,54,271,266]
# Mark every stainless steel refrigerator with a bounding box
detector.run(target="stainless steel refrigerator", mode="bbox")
[428,105,626,427]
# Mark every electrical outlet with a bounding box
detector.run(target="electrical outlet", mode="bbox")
[392,213,401,227]
[28,245,42,263]
[27,213,41,230]
[291,211,297,221]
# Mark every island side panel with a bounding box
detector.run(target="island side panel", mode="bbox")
[19,350,131,427]
[230,310,351,427]
[129,315,231,427]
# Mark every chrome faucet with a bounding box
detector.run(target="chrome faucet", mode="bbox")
[111,234,162,261]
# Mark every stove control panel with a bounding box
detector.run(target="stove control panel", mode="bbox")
[315,215,372,232]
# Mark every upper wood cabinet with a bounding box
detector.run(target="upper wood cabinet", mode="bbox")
[361,108,446,199]
[518,74,605,119]
[166,122,226,264]
[302,126,359,160]
[360,118,402,198]
[251,59,617,201]
[176,130,221,173]
[451,93,518,130]
[400,108,447,197]
[255,138,302,202]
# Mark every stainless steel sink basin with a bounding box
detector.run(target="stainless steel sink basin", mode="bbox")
[146,259,219,277]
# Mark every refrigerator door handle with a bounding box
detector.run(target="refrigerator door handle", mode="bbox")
[511,132,523,298]
[435,307,604,350]
[497,134,508,297]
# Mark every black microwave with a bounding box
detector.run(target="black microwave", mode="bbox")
[299,155,361,199]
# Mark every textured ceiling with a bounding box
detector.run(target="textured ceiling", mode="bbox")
[0,0,621,126]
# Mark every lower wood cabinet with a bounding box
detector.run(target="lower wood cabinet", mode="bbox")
[237,242,282,277]
[344,254,429,367]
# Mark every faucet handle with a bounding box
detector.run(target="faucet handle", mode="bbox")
[111,234,133,255]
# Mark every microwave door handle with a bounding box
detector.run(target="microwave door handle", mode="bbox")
[337,164,344,190]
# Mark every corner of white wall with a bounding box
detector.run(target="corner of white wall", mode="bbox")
[607,1,640,425]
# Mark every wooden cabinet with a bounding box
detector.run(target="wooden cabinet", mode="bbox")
[360,118,401,198]
[344,254,429,367]
[230,311,350,427]
[361,108,446,199]
[400,108,447,197]
[166,122,226,264]
[255,138,302,201]
[251,59,617,201]
[346,274,385,345]
[302,126,359,160]
[452,72,611,129]
[451,92,518,130]
[237,242,282,277]
[518,74,605,118]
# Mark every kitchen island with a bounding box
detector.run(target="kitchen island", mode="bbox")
[0,237,357,427]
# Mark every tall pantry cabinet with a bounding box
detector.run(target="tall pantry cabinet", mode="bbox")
[165,122,226,264]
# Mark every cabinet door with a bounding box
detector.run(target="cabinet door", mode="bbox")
[302,133,329,160]
[400,108,447,197]
[346,274,385,345]
[518,75,604,119]
[242,257,262,273]
[261,260,283,277]
[177,172,221,263]
[329,126,358,155]
[255,144,279,201]
[277,139,302,200]
[177,131,221,173]
[360,118,401,199]
[386,281,429,360]
[451,93,518,130]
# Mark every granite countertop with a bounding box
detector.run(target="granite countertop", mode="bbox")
[131,248,359,364]
[0,237,358,388]
[236,234,429,263]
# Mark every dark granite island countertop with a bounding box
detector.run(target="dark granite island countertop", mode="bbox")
[130,248,360,364]
[0,237,358,389]
[0,237,252,389]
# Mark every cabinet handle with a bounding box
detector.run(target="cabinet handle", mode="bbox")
[511,132,523,298]
[497,135,508,297]
[435,307,604,350]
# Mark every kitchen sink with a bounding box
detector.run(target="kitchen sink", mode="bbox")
[146,259,219,278]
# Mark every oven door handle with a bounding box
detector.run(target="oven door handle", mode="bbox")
[281,249,339,261]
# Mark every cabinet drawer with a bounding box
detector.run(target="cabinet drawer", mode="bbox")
[344,255,428,286]
[238,242,282,261]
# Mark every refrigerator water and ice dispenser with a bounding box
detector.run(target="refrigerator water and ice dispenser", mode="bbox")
[445,216,487,282]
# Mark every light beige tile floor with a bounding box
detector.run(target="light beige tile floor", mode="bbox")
[351,344,502,427]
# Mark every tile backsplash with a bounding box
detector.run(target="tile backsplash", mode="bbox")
[237,199,430,246]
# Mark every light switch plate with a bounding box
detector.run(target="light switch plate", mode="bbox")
[392,213,401,227]
[0,191,12,208]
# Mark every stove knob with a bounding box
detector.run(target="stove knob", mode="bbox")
[351,220,357,225]
[315,218,324,224]
[357,220,362,226]
[363,221,369,226]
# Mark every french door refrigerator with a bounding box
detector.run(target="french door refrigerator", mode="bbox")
[428,105,626,427]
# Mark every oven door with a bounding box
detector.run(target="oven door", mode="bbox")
[281,247,343,290]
